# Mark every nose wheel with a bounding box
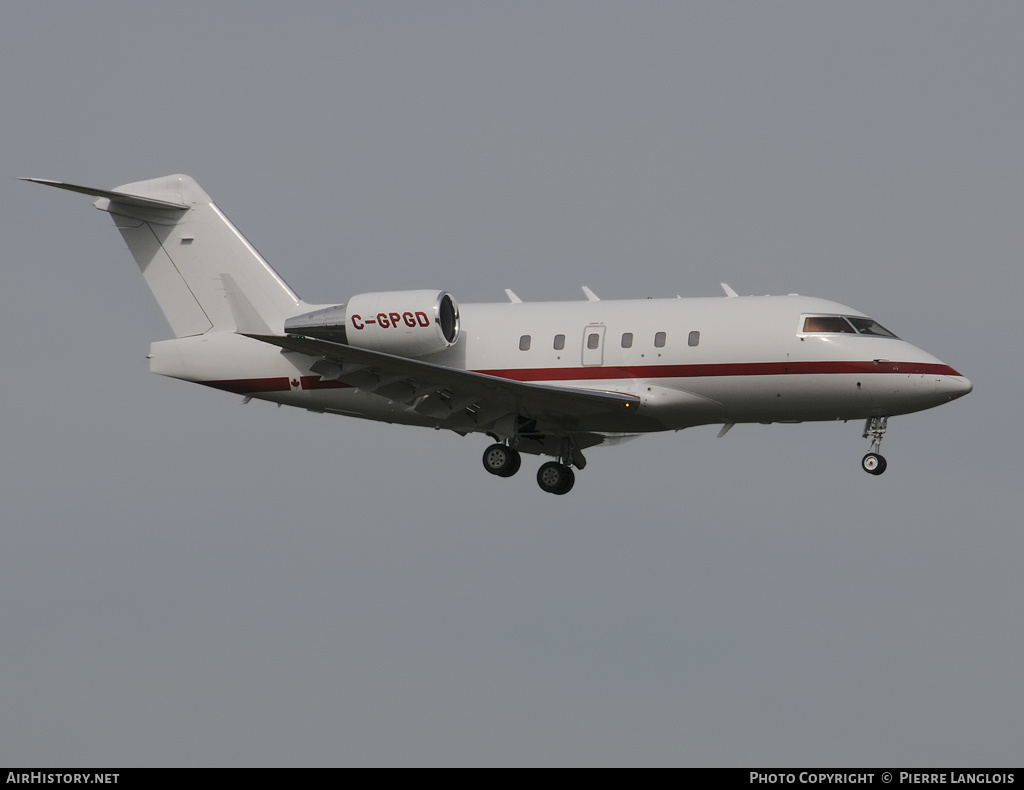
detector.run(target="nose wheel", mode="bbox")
[861,452,887,475]
[861,416,888,475]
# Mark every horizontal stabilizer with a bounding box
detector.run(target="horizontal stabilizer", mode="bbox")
[21,178,190,210]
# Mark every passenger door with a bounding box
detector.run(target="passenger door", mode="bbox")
[581,325,606,366]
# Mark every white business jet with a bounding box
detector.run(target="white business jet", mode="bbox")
[25,175,971,494]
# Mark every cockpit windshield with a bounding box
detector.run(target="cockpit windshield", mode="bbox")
[846,317,898,337]
[801,315,899,339]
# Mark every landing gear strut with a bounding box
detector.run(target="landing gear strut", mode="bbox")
[861,416,888,476]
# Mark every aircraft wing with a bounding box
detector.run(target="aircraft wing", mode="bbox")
[244,333,642,439]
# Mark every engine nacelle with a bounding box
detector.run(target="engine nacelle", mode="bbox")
[284,290,460,357]
[347,290,460,355]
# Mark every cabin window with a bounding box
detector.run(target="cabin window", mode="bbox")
[587,333,600,350]
[654,331,667,348]
[688,330,700,347]
[553,334,565,350]
[519,335,531,351]
[621,332,633,348]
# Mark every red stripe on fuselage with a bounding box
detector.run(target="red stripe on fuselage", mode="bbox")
[200,361,962,394]
[300,376,351,390]
[474,360,963,382]
[204,377,292,394]
[203,376,353,393]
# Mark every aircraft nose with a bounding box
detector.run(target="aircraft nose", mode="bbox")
[939,374,972,401]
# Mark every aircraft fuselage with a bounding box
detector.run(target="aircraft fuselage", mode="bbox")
[151,294,969,433]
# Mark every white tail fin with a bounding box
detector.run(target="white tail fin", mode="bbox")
[25,174,300,337]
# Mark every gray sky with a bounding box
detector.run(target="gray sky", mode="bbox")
[2,1,1021,767]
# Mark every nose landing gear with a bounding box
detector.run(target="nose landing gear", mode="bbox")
[861,452,887,475]
[861,416,888,475]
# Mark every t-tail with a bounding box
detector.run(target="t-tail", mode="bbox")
[23,175,300,337]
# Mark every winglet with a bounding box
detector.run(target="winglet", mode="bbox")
[582,286,600,302]
[504,289,523,304]
[721,283,738,298]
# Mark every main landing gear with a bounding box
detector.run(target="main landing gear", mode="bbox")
[861,416,888,476]
[536,461,575,496]
[481,442,578,495]
[482,443,521,478]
